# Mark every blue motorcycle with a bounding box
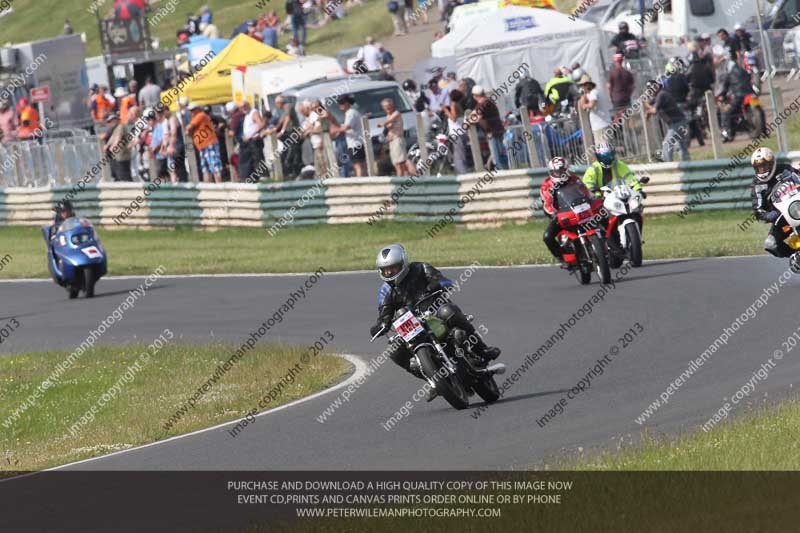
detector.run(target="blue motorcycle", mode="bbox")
[42,217,107,299]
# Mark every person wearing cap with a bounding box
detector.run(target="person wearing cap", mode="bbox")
[578,74,611,142]
[187,103,223,183]
[733,23,755,56]
[468,85,506,170]
[644,79,690,161]
[103,113,133,181]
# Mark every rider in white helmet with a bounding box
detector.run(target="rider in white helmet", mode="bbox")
[750,147,800,269]
[372,244,501,400]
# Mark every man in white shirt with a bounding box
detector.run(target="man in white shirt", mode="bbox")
[357,36,383,72]
[336,94,366,176]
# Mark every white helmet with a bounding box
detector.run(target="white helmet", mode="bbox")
[751,147,776,182]
[376,244,410,284]
[547,156,570,185]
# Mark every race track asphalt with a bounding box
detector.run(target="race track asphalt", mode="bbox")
[4,256,800,470]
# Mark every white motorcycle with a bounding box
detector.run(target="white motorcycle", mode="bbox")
[769,169,800,271]
[600,176,650,268]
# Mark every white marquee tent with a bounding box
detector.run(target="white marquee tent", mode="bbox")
[431,7,610,113]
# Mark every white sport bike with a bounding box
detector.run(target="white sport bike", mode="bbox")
[600,175,650,268]
[769,169,800,271]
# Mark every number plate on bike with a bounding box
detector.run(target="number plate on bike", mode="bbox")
[572,203,591,214]
[393,311,424,342]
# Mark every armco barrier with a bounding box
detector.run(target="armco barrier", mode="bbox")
[2,153,798,229]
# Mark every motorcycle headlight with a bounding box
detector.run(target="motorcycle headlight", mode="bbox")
[789,201,800,220]
[614,201,625,212]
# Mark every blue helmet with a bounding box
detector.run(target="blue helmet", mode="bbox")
[595,142,615,169]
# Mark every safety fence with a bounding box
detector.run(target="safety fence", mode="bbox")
[0,135,104,188]
[3,152,797,229]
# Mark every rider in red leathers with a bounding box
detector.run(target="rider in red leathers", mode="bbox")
[540,156,593,269]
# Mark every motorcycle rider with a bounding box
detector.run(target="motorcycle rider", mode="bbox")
[582,142,641,198]
[50,199,75,240]
[370,244,501,401]
[541,156,592,270]
[610,21,638,55]
[717,58,753,142]
[750,147,800,271]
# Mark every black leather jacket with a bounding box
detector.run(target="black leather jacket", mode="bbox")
[751,164,800,222]
[376,262,453,326]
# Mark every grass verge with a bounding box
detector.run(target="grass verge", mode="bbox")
[0,209,763,279]
[566,398,800,470]
[0,341,350,471]
[0,0,392,58]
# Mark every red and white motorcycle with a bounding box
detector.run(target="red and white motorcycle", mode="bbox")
[601,176,650,268]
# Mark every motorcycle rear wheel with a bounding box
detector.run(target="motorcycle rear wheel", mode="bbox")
[416,347,469,410]
[473,375,501,403]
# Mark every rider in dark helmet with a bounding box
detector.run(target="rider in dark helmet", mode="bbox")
[750,147,800,270]
[50,199,75,239]
[371,244,501,401]
[610,21,637,55]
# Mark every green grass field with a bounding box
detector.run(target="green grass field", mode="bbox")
[0,209,764,279]
[0,0,392,58]
[566,398,800,470]
[0,341,349,471]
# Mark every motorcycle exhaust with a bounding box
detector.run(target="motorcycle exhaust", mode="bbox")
[485,363,506,375]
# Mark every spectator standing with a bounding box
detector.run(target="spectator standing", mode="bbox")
[164,108,188,182]
[17,98,42,141]
[387,0,408,36]
[644,80,690,162]
[716,28,739,63]
[470,85,506,170]
[378,43,394,74]
[0,100,17,143]
[357,37,384,72]
[187,103,223,183]
[91,86,114,124]
[138,77,162,108]
[246,20,262,42]
[607,54,635,113]
[336,95,367,177]
[544,68,574,109]
[262,22,279,48]
[103,113,133,182]
[147,108,170,181]
[514,72,544,113]
[287,0,307,52]
[733,23,754,54]
[239,100,266,181]
[115,87,136,123]
[128,79,139,104]
[377,98,412,176]
[301,100,328,177]
[443,89,468,174]
[275,95,303,178]
[578,74,611,142]
[63,18,73,35]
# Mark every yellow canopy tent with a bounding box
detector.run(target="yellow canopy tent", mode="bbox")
[161,35,291,110]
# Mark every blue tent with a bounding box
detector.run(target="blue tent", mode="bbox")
[182,36,231,67]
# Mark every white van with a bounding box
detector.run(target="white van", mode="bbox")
[231,55,344,111]
[656,0,759,51]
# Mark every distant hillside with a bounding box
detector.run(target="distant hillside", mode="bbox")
[0,0,391,58]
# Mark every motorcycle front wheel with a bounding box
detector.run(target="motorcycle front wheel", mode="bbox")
[416,347,469,410]
[588,234,612,284]
[625,223,643,267]
[473,374,501,403]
